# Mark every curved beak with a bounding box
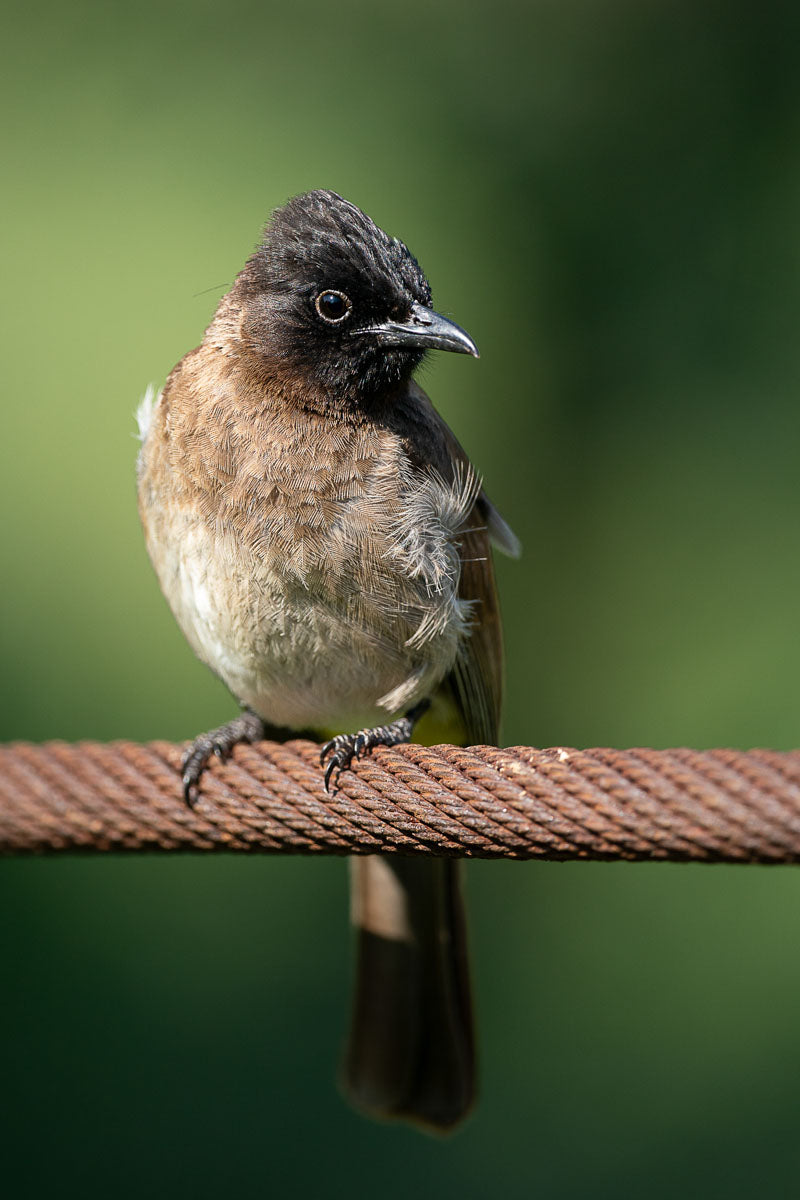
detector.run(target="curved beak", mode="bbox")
[354,301,479,357]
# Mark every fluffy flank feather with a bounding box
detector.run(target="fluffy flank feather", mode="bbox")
[389,461,481,594]
[135,383,159,443]
[386,461,482,650]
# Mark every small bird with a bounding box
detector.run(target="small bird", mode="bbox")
[136,190,518,1131]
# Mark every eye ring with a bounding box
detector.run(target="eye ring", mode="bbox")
[314,289,352,324]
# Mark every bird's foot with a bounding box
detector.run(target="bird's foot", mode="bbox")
[320,700,430,791]
[181,711,266,806]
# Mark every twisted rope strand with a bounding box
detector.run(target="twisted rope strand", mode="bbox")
[1,740,800,862]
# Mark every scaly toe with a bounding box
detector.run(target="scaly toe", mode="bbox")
[179,712,265,807]
[320,738,338,765]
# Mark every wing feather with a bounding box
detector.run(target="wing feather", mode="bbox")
[406,383,517,746]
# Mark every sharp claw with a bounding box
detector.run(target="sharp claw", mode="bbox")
[354,733,367,755]
[320,739,336,764]
[324,758,339,792]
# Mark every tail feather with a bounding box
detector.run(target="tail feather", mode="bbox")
[342,855,474,1132]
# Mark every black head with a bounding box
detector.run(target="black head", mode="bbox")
[235,189,477,404]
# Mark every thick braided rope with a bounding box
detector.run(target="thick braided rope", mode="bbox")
[2,741,800,861]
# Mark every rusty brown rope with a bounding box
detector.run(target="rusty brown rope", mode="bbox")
[1,740,800,862]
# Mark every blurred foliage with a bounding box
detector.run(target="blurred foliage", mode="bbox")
[2,1,800,1195]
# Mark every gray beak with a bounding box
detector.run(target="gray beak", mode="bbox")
[354,301,479,357]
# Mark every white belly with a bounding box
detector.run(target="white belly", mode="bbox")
[147,465,479,732]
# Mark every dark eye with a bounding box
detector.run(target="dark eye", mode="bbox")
[315,289,351,324]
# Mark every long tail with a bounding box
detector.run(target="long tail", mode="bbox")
[341,855,475,1132]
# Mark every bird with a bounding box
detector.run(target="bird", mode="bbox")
[136,189,519,1131]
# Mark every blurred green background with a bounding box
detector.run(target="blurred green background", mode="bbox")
[3,1,800,1195]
